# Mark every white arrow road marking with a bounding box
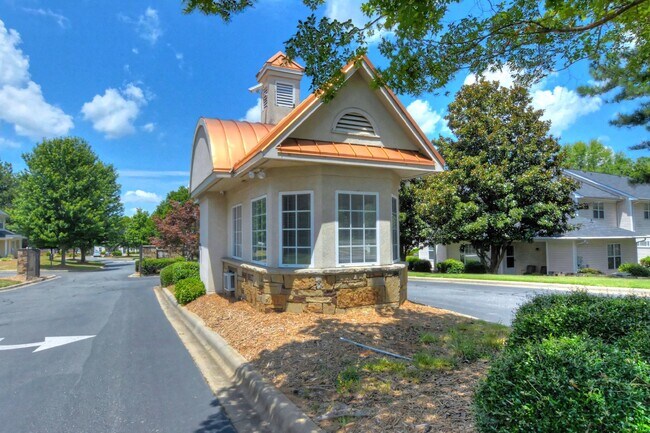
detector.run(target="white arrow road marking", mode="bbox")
[0,336,95,352]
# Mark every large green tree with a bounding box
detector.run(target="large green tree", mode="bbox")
[562,139,650,183]
[124,209,157,249]
[12,137,123,264]
[0,161,16,209]
[153,186,191,219]
[416,81,579,273]
[398,178,431,259]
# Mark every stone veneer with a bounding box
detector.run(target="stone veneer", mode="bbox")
[222,258,407,313]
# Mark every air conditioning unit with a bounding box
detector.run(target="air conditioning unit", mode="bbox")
[223,272,236,293]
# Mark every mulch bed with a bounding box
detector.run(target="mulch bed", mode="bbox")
[186,294,495,432]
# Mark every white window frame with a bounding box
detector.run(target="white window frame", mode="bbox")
[231,204,242,259]
[644,203,650,219]
[638,239,650,248]
[391,195,399,262]
[251,195,267,264]
[278,191,313,268]
[592,202,605,219]
[275,81,295,108]
[607,243,621,270]
[335,191,380,266]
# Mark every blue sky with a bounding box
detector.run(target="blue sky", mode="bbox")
[0,0,646,214]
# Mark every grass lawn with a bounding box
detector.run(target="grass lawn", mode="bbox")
[40,257,104,272]
[0,258,17,271]
[409,272,650,289]
[0,279,19,289]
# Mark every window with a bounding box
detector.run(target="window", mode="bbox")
[281,192,312,266]
[428,247,436,261]
[391,196,399,261]
[644,203,650,219]
[607,243,621,269]
[460,244,478,264]
[333,111,376,136]
[232,205,242,258]
[505,245,515,268]
[276,82,294,107]
[251,197,267,263]
[638,240,650,247]
[593,202,605,219]
[337,192,378,264]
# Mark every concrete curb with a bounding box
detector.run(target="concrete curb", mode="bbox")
[408,276,650,296]
[158,287,322,433]
[0,275,58,292]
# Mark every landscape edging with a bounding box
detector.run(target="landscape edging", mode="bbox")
[159,287,322,433]
[0,275,58,292]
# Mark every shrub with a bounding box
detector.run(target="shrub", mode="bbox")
[405,255,419,270]
[412,258,432,273]
[577,267,602,275]
[139,257,185,275]
[619,262,650,277]
[437,258,465,274]
[111,250,122,257]
[464,260,487,274]
[475,337,650,433]
[160,261,200,287]
[641,256,650,268]
[174,277,206,305]
[509,292,650,359]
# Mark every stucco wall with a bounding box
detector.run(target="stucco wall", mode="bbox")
[190,127,213,193]
[199,193,229,293]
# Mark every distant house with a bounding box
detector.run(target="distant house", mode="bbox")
[420,170,650,275]
[0,210,24,258]
[189,52,444,312]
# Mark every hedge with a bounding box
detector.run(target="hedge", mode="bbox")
[641,256,650,268]
[475,336,650,433]
[174,277,206,305]
[160,261,200,287]
[137,257,185,275]
[412,258,432,272]
[437,258,465,274]
[405,255,419,270]
[619,262,650,277]
[464,260,487,274]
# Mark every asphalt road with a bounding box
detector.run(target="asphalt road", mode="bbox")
[0,260,236,433]
[408,279,570,325]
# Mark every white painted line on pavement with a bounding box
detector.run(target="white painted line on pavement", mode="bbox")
[0,335,95,352]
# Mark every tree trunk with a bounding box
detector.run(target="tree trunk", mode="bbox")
[488,245,507,274]
[60,248,66,266]
[81,248,86,263]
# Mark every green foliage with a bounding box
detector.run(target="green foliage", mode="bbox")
[0,160,16,209]
[174,277,206,305]
[153,186,191,219]
[399,179,431,259]
[464,261,487,274]
[437,259,465,274]
[577,267,603,275]
[562,139,634,175]
[411,258,432,273]
[160,261,200,287]
[152,199,199,260]
[336,366,361,393]
[641,256,650,267]
[140,257,185,275]
[419,332,438,345]
[509,292,650,359]
[416,82,578,273]
[124,209,157,248]
[11,137,123,263]
[405,255,419,270]
[619,262,650,277]
[446,322,509,362]
[362,358,407,374]
[413,352,455,371]
[475,336,650,433]
[111,250,122,257]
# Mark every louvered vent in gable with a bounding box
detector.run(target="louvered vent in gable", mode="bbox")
[262,87,268,110]
[334,111,377,136]
[276,82,294,107]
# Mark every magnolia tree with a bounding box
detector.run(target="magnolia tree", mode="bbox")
[152,200,199,260]
[416,81,579,273]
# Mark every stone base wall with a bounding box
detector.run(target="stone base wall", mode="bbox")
[222,259,407,314]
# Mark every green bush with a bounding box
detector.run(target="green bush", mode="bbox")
[405,255,419,270]
[412,258,432,272]
[577,267,602,275]
[174,277,206,305]
[160,261,200,287]
[640,256,650,268]
[464,260,487,274]
[509,292,650,359]
[138,257,185,275]
[437,258,465,274]
[619,262,650,277]
[475,336,650,433]
[111,250,122,257]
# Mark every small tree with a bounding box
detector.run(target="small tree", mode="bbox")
[153,186,191,219]
[152,200,199,260]
[416,81,579,273]
[125,209,157,251]
[0,161,16,209]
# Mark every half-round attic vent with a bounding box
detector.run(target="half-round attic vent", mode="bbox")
[334,111,377,136]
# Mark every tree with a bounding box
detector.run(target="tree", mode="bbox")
[416,81,579,273]
[153,186,191,219]
[398,178,431,259]
[124,209,157,251]
[151,200,199,260]
[562,140,634,175]
[0,161,16,209]
[11,137,123,264]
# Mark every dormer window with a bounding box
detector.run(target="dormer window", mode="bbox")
[333,109,377,137]
[644,203,650,219]
[276,82,294,108]
[592,202,604,219]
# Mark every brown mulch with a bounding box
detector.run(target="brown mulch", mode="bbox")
[186,294,492,433]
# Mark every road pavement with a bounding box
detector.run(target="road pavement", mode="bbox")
[0,260,236,433]
[408,279,571,325]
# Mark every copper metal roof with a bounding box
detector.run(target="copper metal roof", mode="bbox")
[262,51,305,72]
[278,138,435,166]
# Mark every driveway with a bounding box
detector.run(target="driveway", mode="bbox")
[408,279,570,325]
[0,260,236,433]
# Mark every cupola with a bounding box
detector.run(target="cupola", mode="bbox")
[250,52,304,124]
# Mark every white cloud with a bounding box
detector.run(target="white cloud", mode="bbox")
[142,122,155,132]
[132,47,139,54]
[463,65,602,135]
[406,99,448,136]
[22,8,70,29]
[0,20,73,138]
[0,137,21,149]
[242,98,262,122]
[120,8,162,45]
[81,83,148,139]
[122,189,162,203]
[325,0,388,43]
[119,170,189,178]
